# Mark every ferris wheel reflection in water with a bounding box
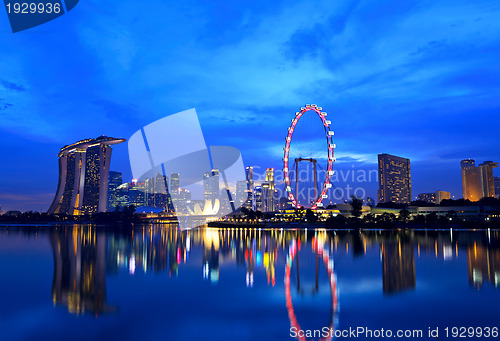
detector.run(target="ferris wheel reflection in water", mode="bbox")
[285,236,339,341]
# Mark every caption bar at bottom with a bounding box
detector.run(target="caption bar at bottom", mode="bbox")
[291,326,499,339]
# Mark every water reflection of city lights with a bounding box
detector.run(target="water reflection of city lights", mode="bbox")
[129,255,136,274]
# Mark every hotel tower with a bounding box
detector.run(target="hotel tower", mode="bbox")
[48,136,126,215]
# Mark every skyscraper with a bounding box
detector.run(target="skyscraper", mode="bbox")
[461,159,481,201]
[461,159,498,201]
[479,161,498,199]
[262,182,271,212]
[236,180,249,208]
[495,177,500,199]
[48,136,126,215]
[107,171,122,210]
[378,154,412,204]
[244,166,254,209]
[203,169,220,202]
[254,186,263,211]
[265,168,275,211]
[170,173,180,194]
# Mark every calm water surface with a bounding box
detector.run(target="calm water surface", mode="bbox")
[0,225,499,341]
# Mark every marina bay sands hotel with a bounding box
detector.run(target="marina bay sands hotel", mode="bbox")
[48,136,125,215]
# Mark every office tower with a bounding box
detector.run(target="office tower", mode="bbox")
[382,241,416,294]
[254,186,263,211]
[495,177,500,198]
[461,159,498,201]
[169,173,181,209]
[417,193,436,204]
[265,168,275,211]
[107,171,122,210]
[203,169,220,202]
[48,136,126,215]
[246,166,254,188]
[170,173,180,194]
[244,166,254,209]
[236,180,249,208]
[460,159,476,200]
[435,190,450,204]
[377,154,412,204]
[262,182,271,212]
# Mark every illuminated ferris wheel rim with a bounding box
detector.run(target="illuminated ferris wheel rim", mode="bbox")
[283,104,335,209]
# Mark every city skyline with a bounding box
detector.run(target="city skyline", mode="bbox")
[2,138,500,212]
[2,0,500,211]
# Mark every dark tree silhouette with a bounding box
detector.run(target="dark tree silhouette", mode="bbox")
[350,195,363,218]
[305,209,318,223]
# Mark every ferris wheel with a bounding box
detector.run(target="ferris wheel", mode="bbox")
[283,104,335,209]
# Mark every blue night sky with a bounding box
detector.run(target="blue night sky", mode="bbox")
[1,0,500,211]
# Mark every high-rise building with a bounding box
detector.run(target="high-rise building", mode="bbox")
[417,193,436,204]
[254,186,263,211]
[460,159,476,200]
[461,159,498,201]
[262,182,272,212]
[203,169,220,202]
[244,166,254,209]
[265,168,275,211]
[435,190,451,204]
[107,171,122,210]
[495,177,500,199]
[236,180,249,208]
[48,136,125,215]
[479,161,498,199]
[246,166,254,188]
[170,173,180,195]
[377,154,412,204]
